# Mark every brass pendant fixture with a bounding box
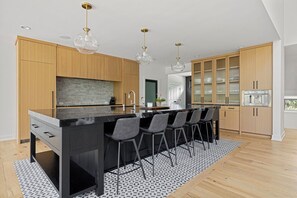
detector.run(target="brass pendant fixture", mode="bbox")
[136,28,153,64]
[74,2,99,54]
[171,43,185,72]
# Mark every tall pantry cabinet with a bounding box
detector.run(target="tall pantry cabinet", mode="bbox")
[240,43,272,136]
[16,37,57,142]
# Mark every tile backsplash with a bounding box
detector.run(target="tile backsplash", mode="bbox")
[57,77,114,106]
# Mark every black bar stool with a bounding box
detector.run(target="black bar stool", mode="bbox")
[185,109,206,155]
[134,113,173,176]
[165,111,192,165]
[105,117,146,194]
[199,108,217,149]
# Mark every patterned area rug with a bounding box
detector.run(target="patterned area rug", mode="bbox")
[14,139,240,198]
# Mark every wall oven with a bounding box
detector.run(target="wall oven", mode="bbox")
[242,90,272,107]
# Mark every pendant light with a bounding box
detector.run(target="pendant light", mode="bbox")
[74,2,99,54]
[136,28,153,64]
[171,43,185,72]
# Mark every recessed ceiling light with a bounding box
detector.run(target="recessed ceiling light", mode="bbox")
[59,35,71,40]
[20,25,31,30]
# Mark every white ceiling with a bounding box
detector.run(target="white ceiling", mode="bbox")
[0,0,279,66]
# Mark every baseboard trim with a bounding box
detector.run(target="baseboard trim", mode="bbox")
[271,130,285,141]
[0,136,16,142]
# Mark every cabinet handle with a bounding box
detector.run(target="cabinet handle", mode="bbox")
[253,81,255,89]
[253,108,255,116]
[256,108,258,116]
[228,107,235,110]
[32,124,39,128]
[51,91,55,109]
[44,132,55,138]
[224,111,226,117]
[256,81,258,89]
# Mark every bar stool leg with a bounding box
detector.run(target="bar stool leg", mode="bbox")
[182,128,192,158]
[133,133,144,165]
[152,134,155,176]
[196,124,206,151]
[205,123,210,149]
[174,129,178,165]
[191,125,196,156]
[117,142,121,195]
[209,121,217,145]
[162,133,174,167]
[132,139,146,180]
[156,135,164,157]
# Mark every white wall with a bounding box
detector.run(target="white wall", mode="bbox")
[284,0,297,46]
[284,44,297,96]
[0,39,17,140]
[139,64,168,106]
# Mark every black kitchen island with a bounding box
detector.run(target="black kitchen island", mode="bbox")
[29,105,220,197]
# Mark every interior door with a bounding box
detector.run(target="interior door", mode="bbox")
[145,79,158,105]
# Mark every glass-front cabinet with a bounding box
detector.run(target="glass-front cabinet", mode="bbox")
[228,55,240,104]
[192,62,202,103]
[215,58,226,103]
[203,60,213,103]
[191,53,240,104]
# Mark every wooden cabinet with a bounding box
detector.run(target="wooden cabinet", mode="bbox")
[57,46,121,81]
[17,37,57,142]
[192,52,240,104]
[104,56,122,81]
[240,107,272,136]
[220,106,240,131]
[239,43,272,136]
[240,44,272,90]
[255,46,272,90]
[121,59,139,105]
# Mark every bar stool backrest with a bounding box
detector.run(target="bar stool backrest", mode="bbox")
[148,113,169,132]
[188,109,202,124]
[203,108,215,122]
[112,117,140,140]
[171,111,188,128]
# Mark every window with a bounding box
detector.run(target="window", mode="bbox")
[284,96,297,111]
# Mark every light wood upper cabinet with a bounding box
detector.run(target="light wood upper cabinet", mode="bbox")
[57,46,104,80]
[256,46,272,90]
[240,48,256,90]
[72,51,88,78]
[17,37,56,141]
[20,38,56,64]
[104,56,122,81]
[87,54,105,80]
[240,44,272,91]
[57,46,72,77]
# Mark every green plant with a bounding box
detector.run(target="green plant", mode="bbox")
[156,97,166,102]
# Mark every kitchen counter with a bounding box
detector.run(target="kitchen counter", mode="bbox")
[29,105,220,197]
[192,103,240,107]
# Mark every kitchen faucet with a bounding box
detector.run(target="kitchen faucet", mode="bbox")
[128,90,136,111]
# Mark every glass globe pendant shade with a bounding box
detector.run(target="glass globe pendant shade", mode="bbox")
[136,48,153,64]
[74,30,99,54]
[171,60,185,72]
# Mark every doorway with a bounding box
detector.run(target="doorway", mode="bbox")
[145,79,158,105]
[185,76,192,108]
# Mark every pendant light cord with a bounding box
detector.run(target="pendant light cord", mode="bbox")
[143,32,146,50]
[85,6,88,33]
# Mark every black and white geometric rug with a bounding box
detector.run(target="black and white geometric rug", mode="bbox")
[14,139,240,198]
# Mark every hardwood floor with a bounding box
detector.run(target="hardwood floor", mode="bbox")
[0,129,297,198]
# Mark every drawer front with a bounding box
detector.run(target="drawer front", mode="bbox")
[30,118,61,151]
